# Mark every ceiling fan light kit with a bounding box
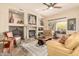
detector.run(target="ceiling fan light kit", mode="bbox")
[49,7,53,9]
[43,3,62,10]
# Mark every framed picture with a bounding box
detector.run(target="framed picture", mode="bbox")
[40,18,44,26]
[48,21,56,30]
[28,14,37,25]
[67,18,76,30]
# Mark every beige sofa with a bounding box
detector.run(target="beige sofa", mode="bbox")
[46,32,79,56]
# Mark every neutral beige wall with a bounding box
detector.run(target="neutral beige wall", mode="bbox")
[0,3,44,39]
[0,7,9,33]
[45,6,79,34]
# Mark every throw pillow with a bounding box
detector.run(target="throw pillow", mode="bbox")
[59,35,67,44]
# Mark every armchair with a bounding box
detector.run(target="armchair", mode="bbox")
[3,31,16,55]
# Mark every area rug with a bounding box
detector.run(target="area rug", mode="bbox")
[21,40,48,56]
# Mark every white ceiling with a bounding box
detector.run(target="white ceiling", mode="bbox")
[33,3,79,17]
[2,3,79,17]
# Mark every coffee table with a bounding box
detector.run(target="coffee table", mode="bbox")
[21,40,48,56]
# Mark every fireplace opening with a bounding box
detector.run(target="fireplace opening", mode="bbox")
[29,30,36,38]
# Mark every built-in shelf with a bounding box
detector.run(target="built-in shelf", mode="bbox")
[38,31,43,32]
[8,9,44,40]
[38,26,44,27]
[9,23,24,26]
[8,9,25,40]
[28,25,37,27]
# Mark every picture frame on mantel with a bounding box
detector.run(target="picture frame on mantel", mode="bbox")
[28,14,37,25]
[67,18,76,31]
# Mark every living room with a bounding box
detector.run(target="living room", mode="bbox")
[0,3,79,56]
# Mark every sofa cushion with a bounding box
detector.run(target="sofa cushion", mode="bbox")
[72,46,79,56]
[59,35,68,44]
[46,40,72,54]
[65,33,79,50]
[46,40,64,47]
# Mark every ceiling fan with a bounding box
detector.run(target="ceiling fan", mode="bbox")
[42,3,62,10]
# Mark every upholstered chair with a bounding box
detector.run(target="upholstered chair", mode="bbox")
[3,31,16,55]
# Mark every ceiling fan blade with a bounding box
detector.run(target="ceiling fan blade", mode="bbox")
[52,3,57,6]
[54,6,62,8]
[50,3,53,6]
[43,3,50,7]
